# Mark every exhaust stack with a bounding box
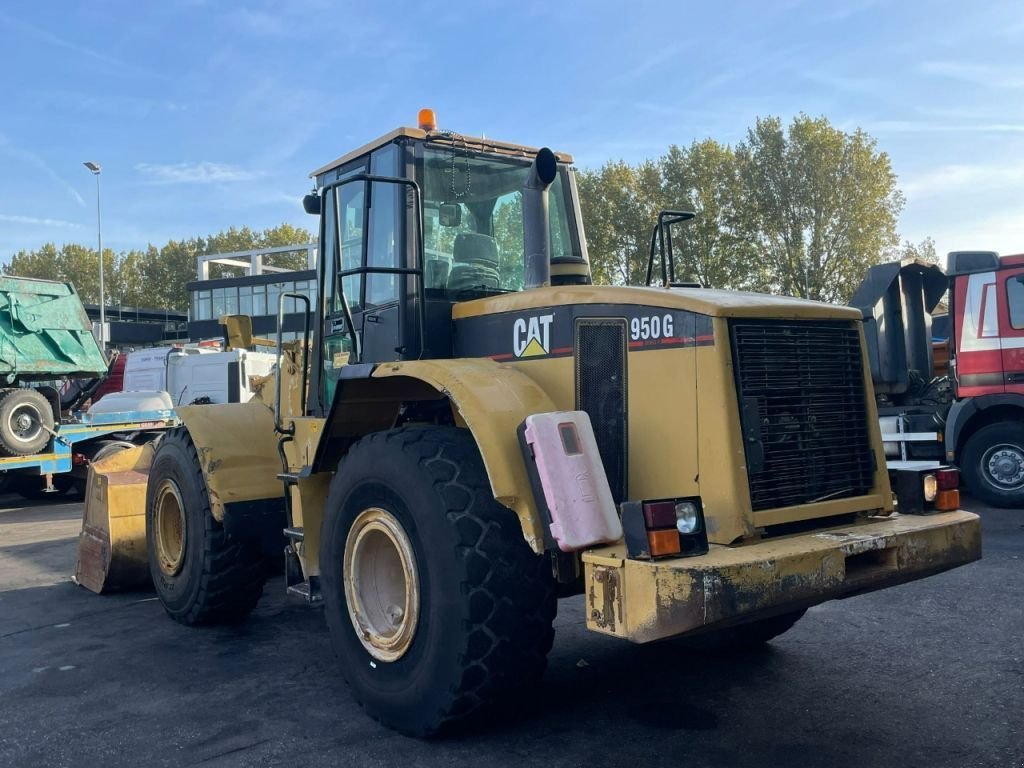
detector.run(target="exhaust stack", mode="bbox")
[523,147,558,289]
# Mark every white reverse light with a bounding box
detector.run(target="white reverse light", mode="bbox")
[675,501,700,534]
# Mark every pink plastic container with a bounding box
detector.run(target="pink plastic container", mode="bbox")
[521,411,622,552]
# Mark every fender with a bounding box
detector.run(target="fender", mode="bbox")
[176,400,283,526]
[315,358,557,554]
[945,393,1024,461]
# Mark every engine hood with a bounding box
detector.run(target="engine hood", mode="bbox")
[452,285,861,322]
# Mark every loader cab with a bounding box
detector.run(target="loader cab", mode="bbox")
[305,121,590,415]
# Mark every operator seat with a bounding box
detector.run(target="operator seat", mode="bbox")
[447,233,500,292]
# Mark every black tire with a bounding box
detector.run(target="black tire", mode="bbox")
[145,428,268,625]
[320,426,556,737]
[683,609,806,653]
[89,439,137,464]
[961,422,1024,508]
[0,388,54,456]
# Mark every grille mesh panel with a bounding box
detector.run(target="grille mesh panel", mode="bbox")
[575,320,627,503]
[731,321,874,511]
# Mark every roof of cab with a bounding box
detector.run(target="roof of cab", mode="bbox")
[309,127,574,180]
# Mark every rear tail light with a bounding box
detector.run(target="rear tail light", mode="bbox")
[936,468,959,491]
[642,501,676,529]
[890,465,961,514]
[622,498,710,560]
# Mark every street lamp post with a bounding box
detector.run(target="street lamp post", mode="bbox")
[83,161,104,347]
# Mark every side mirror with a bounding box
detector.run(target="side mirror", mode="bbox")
[439,203,461,227]
[302,192,321,216]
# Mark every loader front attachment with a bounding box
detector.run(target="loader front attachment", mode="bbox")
[74,444,154,593]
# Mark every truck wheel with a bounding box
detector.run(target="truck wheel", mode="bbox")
[962,422,1024,508]
[683,609,806,653]
[0,388,54,456]
[320,426,556,736]
[145,429,268,625]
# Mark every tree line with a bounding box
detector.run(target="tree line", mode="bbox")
[579,114,934,303]
[3,114,933,310]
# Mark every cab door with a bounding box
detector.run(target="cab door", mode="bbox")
[317,168,366,411]
[954,270,1004,396]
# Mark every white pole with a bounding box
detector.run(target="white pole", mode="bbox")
[96,170,105,344]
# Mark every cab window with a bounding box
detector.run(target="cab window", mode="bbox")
[1008,275,1024,329]
[420,148,578,299]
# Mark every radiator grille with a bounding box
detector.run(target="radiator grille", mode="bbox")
[575,319,627,503]
[731,321,874,511]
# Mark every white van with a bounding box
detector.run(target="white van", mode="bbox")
[116,347,276,406]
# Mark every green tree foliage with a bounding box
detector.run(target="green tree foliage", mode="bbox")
[895,236,938,263]
[660,140,758,289]
[4,223,314,311]
[580,114,910,303]
[577,161,663,286]
[735,115,903,302]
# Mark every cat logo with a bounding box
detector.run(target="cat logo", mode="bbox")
[513,314,554,358]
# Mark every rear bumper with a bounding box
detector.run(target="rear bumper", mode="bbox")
[582,510,981,643]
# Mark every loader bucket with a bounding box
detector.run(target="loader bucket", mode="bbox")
[74,444,154,593]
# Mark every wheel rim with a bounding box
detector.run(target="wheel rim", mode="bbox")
[343,507,420,662]
[8,402,43,445]
[154,479,187,576]
[982,442,1024,490]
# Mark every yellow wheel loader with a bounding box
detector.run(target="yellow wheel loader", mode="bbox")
[80,110,981,736]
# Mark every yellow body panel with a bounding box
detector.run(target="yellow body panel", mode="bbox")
[176,401,283,523]
[74,444,155,593]
[583,510,981,643]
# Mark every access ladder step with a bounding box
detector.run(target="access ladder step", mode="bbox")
[287,576,322,604]
[277,472,302,484]
[284,527,304,541]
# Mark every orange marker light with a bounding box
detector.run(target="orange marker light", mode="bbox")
[935,489,960,511]
[647,529,681,557]
[418,108,437,132]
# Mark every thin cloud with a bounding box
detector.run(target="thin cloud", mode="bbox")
[135,161,261,184]
[0,213,79,228]
[0,10,155,79]
[0,133,86,207]
[902,161,1024,199]
[612,42,685,85]
[867,120,1024,134]
[919,60,1024,90]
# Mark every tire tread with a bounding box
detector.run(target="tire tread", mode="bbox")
[330,426,555,736]
[153,428,267,625]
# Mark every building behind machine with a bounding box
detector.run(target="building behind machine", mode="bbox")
[186,243,317,344]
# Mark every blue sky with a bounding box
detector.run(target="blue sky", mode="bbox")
[1,0,1022,264]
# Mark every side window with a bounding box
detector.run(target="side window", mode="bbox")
[321,188,338,315]
[1008,275,1024,329]
[339,182,366,312]
[366,145,401,307]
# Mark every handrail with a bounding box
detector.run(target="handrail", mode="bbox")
[644,209,695,287]
[274,292,311,436]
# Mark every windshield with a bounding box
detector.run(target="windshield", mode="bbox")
[421,147,577,297]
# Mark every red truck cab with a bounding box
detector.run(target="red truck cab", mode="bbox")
[952,252,1024,397]
[945,250,1024,505]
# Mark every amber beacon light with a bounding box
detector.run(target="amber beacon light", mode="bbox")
[418,108,438,131]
